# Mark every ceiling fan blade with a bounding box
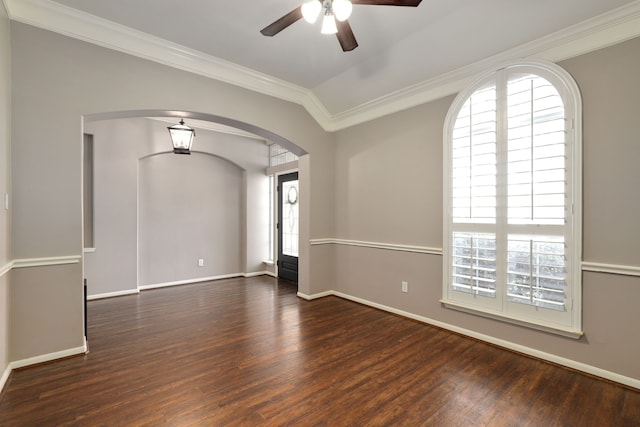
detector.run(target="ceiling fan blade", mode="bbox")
[351,0,422,6]
[260,7,303,37]
[336,20,358,52]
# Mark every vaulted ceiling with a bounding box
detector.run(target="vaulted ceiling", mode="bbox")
[5,0,640,130]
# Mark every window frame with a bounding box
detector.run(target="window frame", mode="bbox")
[442,60,583,338]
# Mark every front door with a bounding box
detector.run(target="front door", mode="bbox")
[277,172,299,282]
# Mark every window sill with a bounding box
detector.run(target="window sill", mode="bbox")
[263,260,274,267]
[83,248,96,253]
[440,299,584,339]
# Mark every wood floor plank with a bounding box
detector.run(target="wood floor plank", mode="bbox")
[0,276,637,426]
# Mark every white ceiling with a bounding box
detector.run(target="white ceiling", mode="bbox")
[5,0,640,129]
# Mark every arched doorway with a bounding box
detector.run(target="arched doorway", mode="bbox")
[82,110,309,301]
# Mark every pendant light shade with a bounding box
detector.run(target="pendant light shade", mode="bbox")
[301,0,352,35]
[168,119,195,155]
[321,13,337,34]
[301,0,322,23]
[332,0,352,21]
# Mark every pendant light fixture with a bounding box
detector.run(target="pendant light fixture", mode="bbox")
[302,0,352,34]
[168,119,195,155]
[301,0,322,23]
[332,0,353,21]
[321,11,338,34]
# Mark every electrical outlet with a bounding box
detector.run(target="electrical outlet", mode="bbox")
[198,259,204,267]
[402,281,408,293]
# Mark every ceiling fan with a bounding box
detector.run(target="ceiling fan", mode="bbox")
[260,0,423,52]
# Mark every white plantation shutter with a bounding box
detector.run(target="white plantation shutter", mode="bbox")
[507,235,566,310]
[450,85,498,300]
[451,84,497,224]
[451,232,497,297]
[505,73,567,312]
[507,74,566,226]
[443,62,582,335]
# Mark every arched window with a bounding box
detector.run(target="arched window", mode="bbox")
[442,60,582,337]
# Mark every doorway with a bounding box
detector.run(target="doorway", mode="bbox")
[277,172,299,282]
[82,111,309,298]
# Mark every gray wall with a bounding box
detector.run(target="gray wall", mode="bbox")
[9,22,335,361]
[83,119,138,296]
[5,17,639,385]
[0,2,10,380]
[332,37,640,381]
[138,152,243,285]
[83,117,270,296]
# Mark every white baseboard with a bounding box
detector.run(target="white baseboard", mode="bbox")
[9,344,87,371]
[244,271,273,278]
[303,290,640,390]
[297,290,333,300]
[0,362,11,394]
[87,288,140,300]
[1,343,88,394]
[4,288,636,395]
[90,273,275,298]
[138,273,244,290]
[139,272,276,291]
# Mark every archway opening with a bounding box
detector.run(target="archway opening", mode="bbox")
[81,110,308,301]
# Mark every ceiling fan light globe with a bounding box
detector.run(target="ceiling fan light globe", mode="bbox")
[301,0,322,24]
[321,13,338,34]
[332,0,352,21]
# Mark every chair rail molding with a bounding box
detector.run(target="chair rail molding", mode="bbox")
[581,261,640,277]
[0,260,13,277]
[310,238,443,255]
[311,238,640,279]
[12,255,82,269]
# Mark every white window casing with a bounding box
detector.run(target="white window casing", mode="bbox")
[442,60,583,338]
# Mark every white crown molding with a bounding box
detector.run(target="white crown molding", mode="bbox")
[329,1,640,130]
[5,0,640,131]
[3,0,333,126]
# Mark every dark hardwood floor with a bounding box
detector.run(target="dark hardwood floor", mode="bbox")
[0,276,638,426]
